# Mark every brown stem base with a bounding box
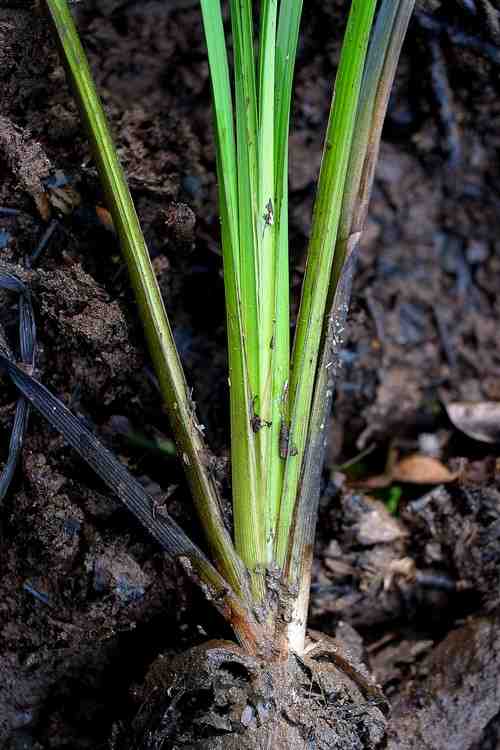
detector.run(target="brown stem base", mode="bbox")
[117,637,387,750]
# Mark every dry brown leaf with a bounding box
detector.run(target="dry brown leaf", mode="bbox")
[95,205,115,232]
[47,183,81,215]
[391,454,457,484]
[446,402,500,444]
[357,499,409,545]
[353,453,457,489]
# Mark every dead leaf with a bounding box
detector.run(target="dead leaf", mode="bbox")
[357,498,409,545]
[95,205,115,232]
[47,183,81,215]
[383,557,417,590]
[446,401,500,443]
[353,453,457,488]
[391,454,458,484]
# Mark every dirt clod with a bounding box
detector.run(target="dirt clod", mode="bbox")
[120,640,387,750]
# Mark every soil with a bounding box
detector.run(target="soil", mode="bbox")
[1,1,500,748]
[119,637,387,749]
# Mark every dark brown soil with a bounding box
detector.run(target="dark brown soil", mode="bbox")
[1,1,500,748]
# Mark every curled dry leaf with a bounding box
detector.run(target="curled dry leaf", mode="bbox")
[391,454,458,484]
[354,453,457,489]
[446,401,500,444]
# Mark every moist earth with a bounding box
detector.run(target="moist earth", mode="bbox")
[1,1,500,748]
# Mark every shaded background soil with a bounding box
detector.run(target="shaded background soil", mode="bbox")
[1,0,500,747]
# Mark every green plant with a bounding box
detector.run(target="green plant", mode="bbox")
[28,0,415,659]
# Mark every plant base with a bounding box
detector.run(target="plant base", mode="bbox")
[118,638,387,749]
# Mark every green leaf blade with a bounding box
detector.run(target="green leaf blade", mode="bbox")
[275,0,378,565]
[201,0,265,598]
[44,0,253,602]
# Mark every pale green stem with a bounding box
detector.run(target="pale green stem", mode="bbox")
[45,0,252,600]
[201,0,265,600]
[285,0,415,654]
[275,0,378,565]
[255,0,279,556]
[264,0,304,557]
[230,0,260,405]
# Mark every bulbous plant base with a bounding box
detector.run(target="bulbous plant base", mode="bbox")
[118,637,387,750]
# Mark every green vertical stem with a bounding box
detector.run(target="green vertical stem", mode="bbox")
[331,0,415,289]
[230,0,259,404]
[45,0,250,601]
[255,0,279,555]
[284,248,357,654]
[200,0,265,600]
[275,0,378,565]
[284,0,415,654]
[263,0,304,556]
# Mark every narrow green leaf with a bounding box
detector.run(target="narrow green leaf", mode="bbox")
[45,0,250,601]
[275,0,378,565]
[256,0,279,526]
[284,0,415,653]
[331,0,415,290]
[264,0,304,547]
[200,0,265,598]
[199,1,239,257]
[275,0,303,214]
[229,0,260,405]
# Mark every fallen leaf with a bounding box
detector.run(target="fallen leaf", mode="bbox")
[95,205,115,232]
[446,401,500,443]
[391,454,458,484]
[47,183,81,215]
[357,498,409,545]
[353,453,457,489]
[383,557,417,590]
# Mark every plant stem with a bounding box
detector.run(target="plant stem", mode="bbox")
[0,352,264,654]
[44,0,250,602]
[284,0,415,654]
[331,0,415,289]
[275,0,378,565]
[256,0,282,558]
[264,0,304,555]
[285,250,357,654]
[230,0,259,406]
[200,0,265,599]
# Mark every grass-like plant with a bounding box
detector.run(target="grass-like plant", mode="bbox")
[36,0,414,663]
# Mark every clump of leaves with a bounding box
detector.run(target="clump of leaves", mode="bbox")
[1,0,414,659]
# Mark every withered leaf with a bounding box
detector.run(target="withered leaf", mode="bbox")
[391,454,458,484]
[357,498,409,545]
[354,454,457,489]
